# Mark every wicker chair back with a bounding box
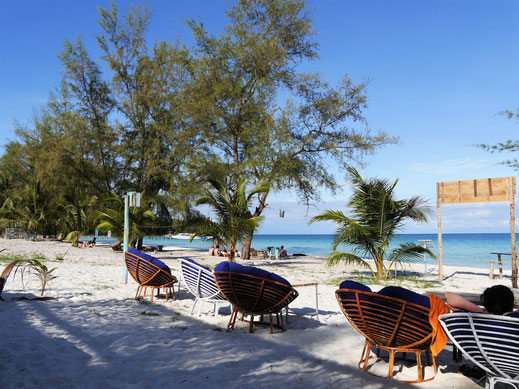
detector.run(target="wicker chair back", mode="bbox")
[125,251,176,287]
[214,271,298,315]
[336,289,433,349]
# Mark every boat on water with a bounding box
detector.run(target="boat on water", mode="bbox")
[168,233,212,240]
[171,233,194,239]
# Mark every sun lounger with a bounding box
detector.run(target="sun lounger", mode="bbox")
[213,261,298,333]
[177,258,229,316]
[124,248,177,302]
[336,281,437,383]
[439,312,519,389]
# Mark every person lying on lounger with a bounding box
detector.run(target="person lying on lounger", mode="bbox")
[446,285,517,315]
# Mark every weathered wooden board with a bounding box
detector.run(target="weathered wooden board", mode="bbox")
[437,177,516,204]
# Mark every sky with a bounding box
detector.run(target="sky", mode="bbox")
[1,0,518,234]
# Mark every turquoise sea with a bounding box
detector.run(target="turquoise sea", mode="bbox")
[92,233,517,270]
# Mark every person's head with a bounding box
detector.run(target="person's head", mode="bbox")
[281,246,284,249]
[480,285,515,315]
[215,244,219,248]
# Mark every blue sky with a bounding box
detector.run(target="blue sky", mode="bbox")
[1,1,518,234]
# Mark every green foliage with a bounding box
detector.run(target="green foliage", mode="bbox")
[30,253,46,260]
[0,253,26,263]
[57,189,98,247]
[310,168,435,280]
[0,0,395,243]
[477,109,519,169]
[19,259,58,297]
[95,192,156,249]
[187,177,269,261]
[183,0,396,257]
[0,180,56,236]
[395,276,438,290]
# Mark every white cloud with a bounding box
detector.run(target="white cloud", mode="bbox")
[407,158,492,175]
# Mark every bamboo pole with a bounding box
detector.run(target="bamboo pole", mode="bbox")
[437,183,443,281]
[511,177,517,288]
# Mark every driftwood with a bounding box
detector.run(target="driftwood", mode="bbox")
[0,260,22,301]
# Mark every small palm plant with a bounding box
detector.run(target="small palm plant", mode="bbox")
[188,178,269,262]
[18,259,58,296]
[310,167,435,280]
[95,192,156,250]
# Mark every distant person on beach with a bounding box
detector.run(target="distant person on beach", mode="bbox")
[279,246,288,258]
[446,285,517,315]
[208,246,215,256]
[215,244,222,257]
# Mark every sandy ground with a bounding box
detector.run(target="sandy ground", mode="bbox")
[0,238,513,388]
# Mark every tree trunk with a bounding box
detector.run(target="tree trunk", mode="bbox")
[137,237,144,251]
[111,239,123,251]
[241,192,269,259]
[241,234,252,260]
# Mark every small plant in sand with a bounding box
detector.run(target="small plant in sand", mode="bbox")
[310,167,435,281]
[20,260,58,296]
[31,253,46,260]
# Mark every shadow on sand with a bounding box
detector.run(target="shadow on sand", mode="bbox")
[0,289,446,389]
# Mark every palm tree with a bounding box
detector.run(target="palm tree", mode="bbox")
[95,193,156,250]
[309,167,435,280]
[188,178,269,262]
[57,189,98,247]
[0,180,53,237]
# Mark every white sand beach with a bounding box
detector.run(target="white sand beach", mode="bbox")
[1,238,513,388]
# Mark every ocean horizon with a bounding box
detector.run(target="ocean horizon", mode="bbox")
[90,232,518,270]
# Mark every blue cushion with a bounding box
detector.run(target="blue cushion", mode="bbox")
[128,248,171,274]
[378,286,430,308]
[507,311,519,318]
[214,261,291,287]
[183,257,211,272]
[339,280,372,292]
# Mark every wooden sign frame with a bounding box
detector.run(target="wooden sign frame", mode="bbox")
[436,176,517,288]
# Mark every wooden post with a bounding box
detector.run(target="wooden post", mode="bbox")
[497,254,503,280]
[489,262,494,280]
[511,177,517,288]
[437,183,443,281]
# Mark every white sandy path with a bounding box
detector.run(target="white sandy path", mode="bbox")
[1,238,509,388]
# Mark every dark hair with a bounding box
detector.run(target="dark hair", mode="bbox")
[480,285,515,315]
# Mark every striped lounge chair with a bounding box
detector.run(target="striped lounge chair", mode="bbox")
[439,312,519,389]
[124,248,177,302]
[177,257,229,316]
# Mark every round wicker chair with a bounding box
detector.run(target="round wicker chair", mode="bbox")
[214,265,298,333]
[125,250,177,302]
[336,288,437,383]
